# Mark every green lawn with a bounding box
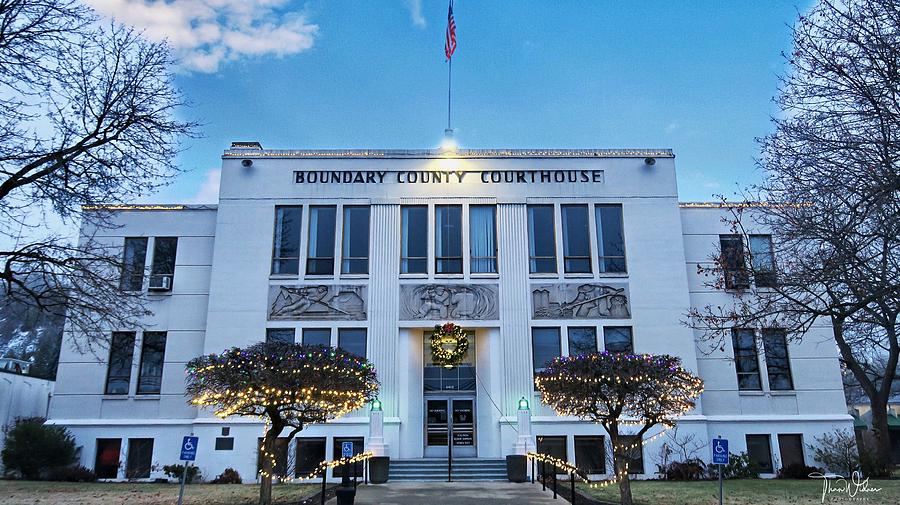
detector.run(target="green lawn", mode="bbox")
[579,478,900,505]
[0,481,318,505]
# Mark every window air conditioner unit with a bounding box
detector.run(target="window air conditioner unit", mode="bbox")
[148,275,172,291]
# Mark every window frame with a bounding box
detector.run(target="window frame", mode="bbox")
[567,326,598,356]
[105,332,136,395]
[95,438,122,479]
[594,204,627,273]
[731,328,763,391]
[306,205,338,276]
[561,204,592,274]
[136,332,166,395]
[469,204,498,274]
[603,326,633,354]
[746,434,774,473]
[719,234,750,289]
[527,205,558,274]
[302,328,332,347]
[532,327,562,375]
[749,234,777,287]
[400,205,429,274]
[762,329,794,391]
[575,435,606,474]
[434,204,463,274]
[120,237,148,291]
[337,328,367,358]
[341,205,371,275]
[125,438,154,479]
[271,206,303,275]
[266,328,296,344]
[149,237,177,290]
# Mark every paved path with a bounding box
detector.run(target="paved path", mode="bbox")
[326,481,561,504]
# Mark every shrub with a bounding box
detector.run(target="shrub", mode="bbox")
[46,465,96,482]
[163,464,202,483]
[664,459,707,481]
[708,452,760,479]
[810,429,858,476]
[858,436,892,478]
[1,418,77,480]
[211,467,242,484]
[776,463,824,479]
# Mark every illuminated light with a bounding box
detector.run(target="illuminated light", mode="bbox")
[518,396,530,411]
[371,398,382,411]
[439,129,458,154]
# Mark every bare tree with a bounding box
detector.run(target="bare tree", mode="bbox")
[0,1,197,352]
[686,0,900,474]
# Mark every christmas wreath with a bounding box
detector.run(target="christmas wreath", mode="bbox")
[431,322,469,368]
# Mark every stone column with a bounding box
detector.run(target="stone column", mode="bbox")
[514,403,535,455]
[368,407,389,456]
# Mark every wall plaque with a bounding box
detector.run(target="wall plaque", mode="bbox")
[399,284,499,321]
[531,283,631,319]
[268,285,367,321]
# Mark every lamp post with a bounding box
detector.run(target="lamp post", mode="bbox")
[514,396,534,455]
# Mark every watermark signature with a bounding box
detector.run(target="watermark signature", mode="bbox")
[809,472,882,503]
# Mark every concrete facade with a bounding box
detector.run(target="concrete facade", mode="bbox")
[47,146,853,481]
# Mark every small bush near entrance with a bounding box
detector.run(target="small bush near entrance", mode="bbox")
[211,468,242,484]
[163,464,202,483]
[1,418,77,480]
[714,452,760,479]
[664,459,707,480]
[776,463,824,479]
[46,466,97,482]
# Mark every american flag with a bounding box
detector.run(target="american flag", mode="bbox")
[444,0,457,60]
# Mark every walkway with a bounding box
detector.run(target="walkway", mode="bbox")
[326,481,562,504]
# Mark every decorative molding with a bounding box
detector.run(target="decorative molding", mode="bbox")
[531,283,631,319]
[399,284,499,320]
[268,284,367,321]
[223,148,675,159]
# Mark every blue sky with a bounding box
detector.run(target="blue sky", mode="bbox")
[91,1,811,203]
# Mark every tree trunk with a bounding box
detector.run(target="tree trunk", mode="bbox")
[259,420,285,505]
[868,397,894,475]
[608,429,634,505]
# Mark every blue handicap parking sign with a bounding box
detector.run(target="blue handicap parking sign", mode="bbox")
[180,436,198,461]
[711,438,729,465]
[341,441,353,458]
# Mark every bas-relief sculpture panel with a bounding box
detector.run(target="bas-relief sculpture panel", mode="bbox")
[531,283,631,319]
[399,284,499,321]
[268,285,367,321]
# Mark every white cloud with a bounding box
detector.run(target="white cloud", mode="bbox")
[85,0,318,72]
[403,0,426,28]
[189,168,221,203]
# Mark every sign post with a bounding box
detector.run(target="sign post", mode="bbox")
[177,436,198,505]
[711,438,728,505]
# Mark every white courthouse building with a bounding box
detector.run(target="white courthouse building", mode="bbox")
[48,144,853,481]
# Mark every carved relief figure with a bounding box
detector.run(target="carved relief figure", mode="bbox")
[532,283,631,319]
[400,284,499,320]
[269,285,366,320]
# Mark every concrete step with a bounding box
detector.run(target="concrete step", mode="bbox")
[389,458,509,481]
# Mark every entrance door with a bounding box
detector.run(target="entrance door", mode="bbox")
[425,397,476,457]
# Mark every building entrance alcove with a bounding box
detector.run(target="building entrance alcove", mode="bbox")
[423,330,477,458]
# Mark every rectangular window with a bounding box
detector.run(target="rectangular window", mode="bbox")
[619,435,644,474]
[595,205,626,273]
[536,436,568,475]
[272,206,302,275]
[105,332,135,395]
[120,237,148,291]
[603,327,633,354]
[149,237,177,290]
[532,327,561,374]
[528,205,557,273]
[746,434,773,473]
[307,206,337,275]
[95,438,122,479]
[136,332,166,395]
[732,329,762,390]
[215,437,234,451]
[296,437,326,477]
[341,206,370,274]
[125,439,153,479]
[302,328,331,347]
[749,235,776,287]
[332,437,364,477]
[469,205,497,273]
[575,436,606,474]
[567,327,597,356]
[562,205,591,273]
[435,204,463,274]
[720,235,749,289]
[257,438,289,478]
[338,328,367,358]
[266,328,295,344]
[401,205,428,274]
[778,434,805,468]
[762,329,793,390]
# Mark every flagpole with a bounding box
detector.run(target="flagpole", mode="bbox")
[447,57,452,132]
